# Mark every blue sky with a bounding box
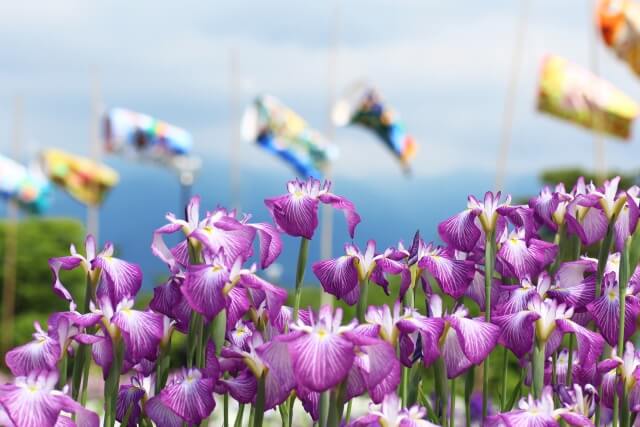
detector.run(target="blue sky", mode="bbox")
[2,0,640,183]
[2,1,640,285]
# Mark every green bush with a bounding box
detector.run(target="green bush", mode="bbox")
[0,217,85,360]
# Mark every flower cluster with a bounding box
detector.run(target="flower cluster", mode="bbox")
[3,176,640,427]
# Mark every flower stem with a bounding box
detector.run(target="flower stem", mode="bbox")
[233,403,245,427]
[616,237,631,427]
[327,388,342,427]
[224,392,229,427]
[58,351,68,389]
[293,237,310,321]
[449,377,457,427]
[434,358,449,426]
[532,339,546,399]
[155,335,172,395]
[464,367,474,427]
[595,224,614,298]
[104,337,124,427]
[356,279,369,323]
[252,373,266,427]
[482,229,496,420]
[500,346,508,411]
[318,390,330,427]
[344,400,353,425]
[400,363,409,408]
[566,335,574,385]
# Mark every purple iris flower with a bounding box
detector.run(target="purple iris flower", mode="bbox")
[81,295,164,372]
[564,178,609,247]
[264,178,361,239]
[152,195,282,271]
[529,183,573,232]
[586,271,640,347]
[496,228,557,281]
[349,392,438,427]
[0,371,99,427]
[491,386,592,427]
[411,237,475,299]
[427,295,500,378]
[312,240,410,304]
[598,342,640,411]
[493,297,603,366]
[546,259,597,309]
[223,327,296,410]
[49,234,142,308]
[116,375,147,427]
[278,305,400,394]
[438,191,512,251]
[157,368,216,425]
[495,274,550,315]
[613,185,640,252]
[365,302,444,367]
[5,321,61,377]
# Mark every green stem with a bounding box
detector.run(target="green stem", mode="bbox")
[213,309,227,356]
[615,237,631,427]
[482,230,496,420]
[401,365,409,408]
[550,224,566,273]
[500,347,508,411]
[450,377,457,427]
[344,400,353,425]
[595,224,614,299]
[186,311,200,368]
[318,390,330,427]
[464,368,474,427]
[104,337,124,427]
[155,347,171,396]
[621,388,630,427]
[293,238,310,321]
[355,279,369,323]
[224,392,229,427]
[233,404,245,427]
[71,274,94,399]
[252,374,266,427]
[58,351,68,389]
[532,339,546,399]
[80,347,91,405]
[566,335,574,385]
[434,358,448,426]
[327,388,341,427]
[248,404,255,427]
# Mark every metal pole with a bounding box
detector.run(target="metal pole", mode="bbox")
[589,0,607,184]
[1,96,23,353]
[87,68,102,242]
[320,0,341,305]
[229,49,242,212]
[180,171,194,214]
[494,0,530,191]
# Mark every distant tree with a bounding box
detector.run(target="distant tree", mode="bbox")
[540,167,638,189]
[0,218,85,358]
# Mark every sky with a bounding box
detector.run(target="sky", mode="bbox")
[2,1,640,285]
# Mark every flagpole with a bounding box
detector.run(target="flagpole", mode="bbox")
[494,0,530,191]
[229,48,242,212]
[88,68,102,242]
[589,0,607,184]
[320,0,341,306]
[1,95,23,353]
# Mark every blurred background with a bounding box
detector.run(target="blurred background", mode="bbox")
[1,0,640,351]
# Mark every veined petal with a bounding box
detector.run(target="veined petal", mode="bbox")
[91,333,113,379]
[48,256,84,304]
[614,196,640,252]
[318,193,361,238]
[499,410,556,427]
[145,396,183,427]
[257,340,296,409]
[437,209,481,252]
[226,286,251,330]
[369,361,401,404]
[182,264,228,321]
[150,222,183,273]
[195,215,256,265]
[418,249,475,299]
[111,309,164,363]
[219,370,257,404]
[247,222,282,268]
[92,254,143,305]
[0,371,63,427]
[441,327,474,379]
[149,276,183,319]
[116,384,145,427]
[312,256,359,305]
[159,369,215,424]
[498,236,556,280]
[5,332,61,376]
[239,273,288,321]
[586,289,639,347]
[289,330,355,392]
[296,385,320,421]
[566,205,608,246]
[448,315,500,364]
[556,319,604,369]
[493,311,539,358]
[264,193,319,239]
